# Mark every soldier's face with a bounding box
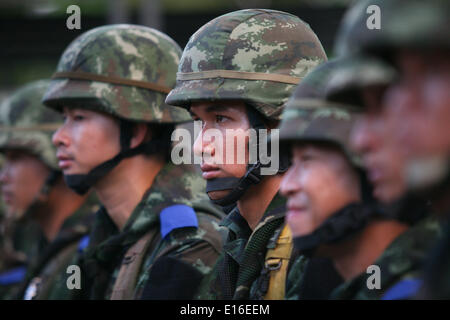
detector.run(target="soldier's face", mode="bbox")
[280,144,360,237]
[190,101,250,200]
[350,85,407,203]
[383,50,450,159]
[52,107,121,175]
[0,150,50,218]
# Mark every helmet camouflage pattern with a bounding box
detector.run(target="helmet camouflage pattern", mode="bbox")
[278,59,362,167]
[334,0,450,57]
[325,54,398,109]
[0,80,61,170]
[166,9,327,120]
[43,24,191,123]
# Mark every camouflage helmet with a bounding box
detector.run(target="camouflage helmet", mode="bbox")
[278,59,361,167]
[43,24,191,123]
[165,9,327,120]
[334,0,450,57]
[0,80,61,170]
[325,54,398,109]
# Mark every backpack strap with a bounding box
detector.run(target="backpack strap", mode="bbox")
[110,230,157,300]
[264,224,293,300]
[110,204,199,300]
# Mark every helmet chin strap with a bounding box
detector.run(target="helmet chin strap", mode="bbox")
[64,120,166,195]
[293,202,375,258]
[204,105,289,208]
[206,163,262,207]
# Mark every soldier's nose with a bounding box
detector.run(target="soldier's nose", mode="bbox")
[350,117,375,155]
[52,124,70,148]
[193,129,215,159]
[280,165,300,197]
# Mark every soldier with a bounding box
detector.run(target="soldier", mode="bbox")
[42,24,224,300]
[165,9,328,299]
[0,80,96,299]
[331,0,449,299]
[279,59,440,300]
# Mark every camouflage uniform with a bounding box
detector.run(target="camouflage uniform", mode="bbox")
[330,216,441,300]
[166,9,327,300]
[0,217,44,299]
[16,195,97,300]
[333,0,449,299]
[0,80,96,299]
[42,24,225,300]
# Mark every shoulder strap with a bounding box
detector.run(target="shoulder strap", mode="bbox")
[110,230,157,300]
[264,224,293,300]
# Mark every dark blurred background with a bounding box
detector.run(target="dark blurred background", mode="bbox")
[0,0,354,100]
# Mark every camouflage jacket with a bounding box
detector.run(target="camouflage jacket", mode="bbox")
[284,255,309,300]
[417,182,450,299]
[285,256,345,300]
[13,194,98,300]
[330,216,442,300]
[418,220,450,299]
[0,216,44,271]
[0,218,46,300]
[76,163,225,300]
[198,193,291,300]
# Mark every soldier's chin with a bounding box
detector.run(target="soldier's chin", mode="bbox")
[207,190,232,201]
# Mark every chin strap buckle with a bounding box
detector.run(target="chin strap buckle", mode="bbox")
[244,162,262,184]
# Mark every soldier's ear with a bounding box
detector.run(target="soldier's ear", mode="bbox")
[130,123,150,149]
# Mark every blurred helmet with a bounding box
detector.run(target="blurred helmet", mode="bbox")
[279,59,361,169]
[334,0,450,57]
[325,54,398,110]
[0,79,61,170]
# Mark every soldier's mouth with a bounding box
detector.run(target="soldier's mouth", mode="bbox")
[57,154,75,170]
[200,164,222,179]
[201,169,222,179]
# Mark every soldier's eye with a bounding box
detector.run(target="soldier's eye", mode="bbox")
[216,115,227,123]
[73,113,85,121]
[300,154,314,162]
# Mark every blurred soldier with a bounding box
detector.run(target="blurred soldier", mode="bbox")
[326,56,406,204]
[43,24,224,300]
[279,59,439,299]
[166,9,327,299]
[0,80,96,299]
[333,0,449,298]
